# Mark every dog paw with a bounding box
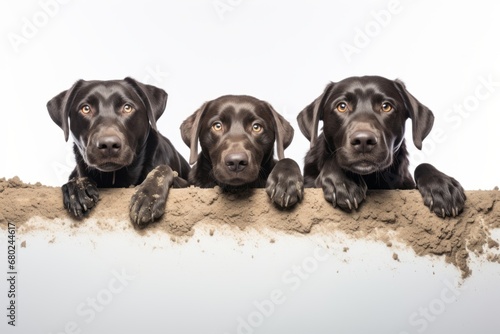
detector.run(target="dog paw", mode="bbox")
[129,165,174,227]
[266,158,304,208]
[415,163,466,218]
[62,177,99,218]
[129,188,166,227]
[319,172,367,211]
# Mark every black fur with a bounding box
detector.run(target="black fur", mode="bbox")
[47,78,190,227]
[297,76,465,217]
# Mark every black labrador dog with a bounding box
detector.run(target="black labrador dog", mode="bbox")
[180,95,303,208]
[47,77,190,227]
[297,76,466,217]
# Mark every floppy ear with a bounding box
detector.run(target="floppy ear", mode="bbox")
[296,83,333,148]
[393,79,434,150]
[180,102,210,165]
[124,77,168,131]
[263,102,294,160]
[46,80,84,142]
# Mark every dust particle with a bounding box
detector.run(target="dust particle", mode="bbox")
[21,240,26,248]
[393,253,400,261]
[487,238,499,249]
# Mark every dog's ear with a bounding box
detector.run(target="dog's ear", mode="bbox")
[263,102,294,160]
[46,80,84,142]
[180,102,209,165]
[296,83,333,148]
[393,79,434,150]
[124,77,168,131]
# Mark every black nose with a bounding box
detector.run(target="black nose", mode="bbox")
[96,135,122,155]
[225,152,248,172]
[350,131,377,153]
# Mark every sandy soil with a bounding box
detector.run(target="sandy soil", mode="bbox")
[1,176,499,278]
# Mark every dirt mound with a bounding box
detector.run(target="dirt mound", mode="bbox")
[1,177,499,277]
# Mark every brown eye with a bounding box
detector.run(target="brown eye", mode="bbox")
[336,102,348,113]
[80,105,91,114]
[212,122,223,132]
[382,102,393,112]
[252,123,263,132]
[123,104,134,113]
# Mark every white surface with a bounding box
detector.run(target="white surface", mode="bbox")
[1,1,500,333]
[1,220,499,334]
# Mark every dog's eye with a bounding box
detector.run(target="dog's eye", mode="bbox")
[80,105,91,115]
[381,103,393,112]
[252,123,263,133]
[123,104,134,113]
[336,102,348,113]
[212,122,223,132]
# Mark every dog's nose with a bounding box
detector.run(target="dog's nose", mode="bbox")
[350,131,377,153]
[225,152,248,172]
[96,135,122,155]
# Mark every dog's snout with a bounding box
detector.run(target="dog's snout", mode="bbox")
[225,152,249,172]
[350,131,377,153]
[96,135,122,155]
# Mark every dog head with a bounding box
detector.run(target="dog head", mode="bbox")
[47,77,167,172]
[180,95,293,186]
[297,76,434,175]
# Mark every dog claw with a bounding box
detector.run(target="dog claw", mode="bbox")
[441,208,445,218]
[346,199,352,211]
[297,182,304,200]
[285,195,291,208]
[354,198,358,209]
[270,188,276,201]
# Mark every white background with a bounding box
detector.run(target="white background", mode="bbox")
[1,1,500,334]
[0,0,499,189]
